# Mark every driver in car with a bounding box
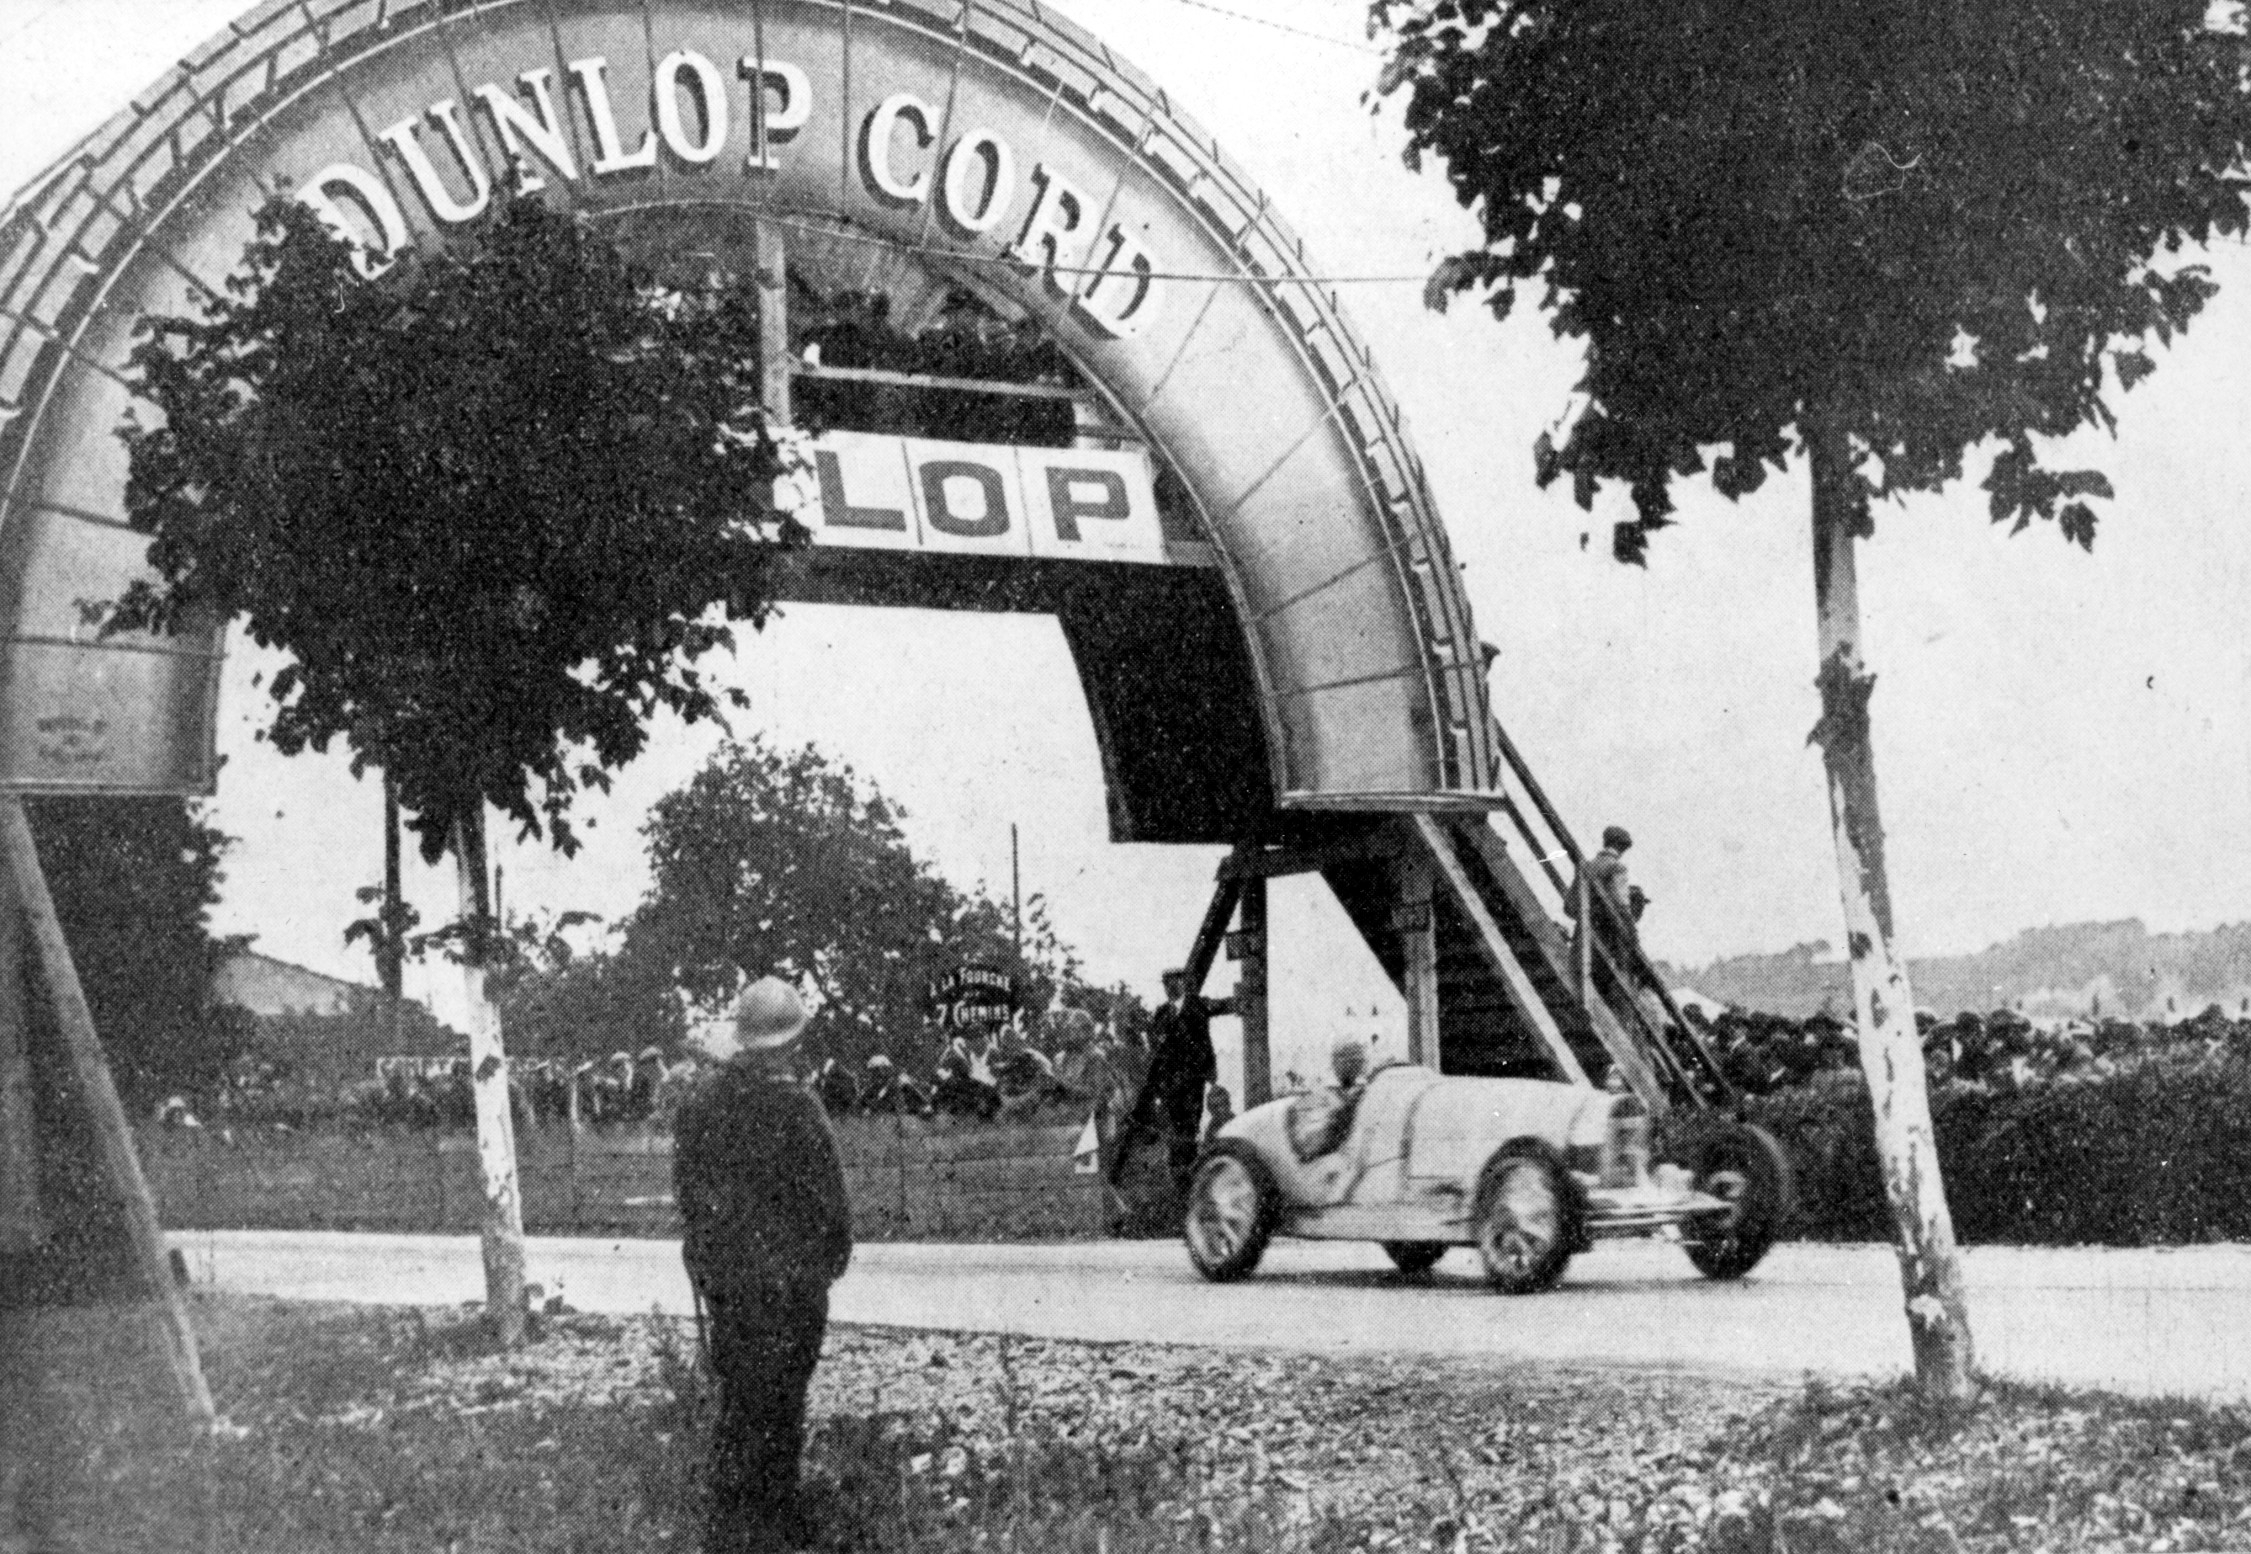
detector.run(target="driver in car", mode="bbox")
[1286,1037,1373,1161]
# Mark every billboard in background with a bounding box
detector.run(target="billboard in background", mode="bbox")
[927,964,1018,1031]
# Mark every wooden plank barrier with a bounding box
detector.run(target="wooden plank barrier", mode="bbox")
[139,1113,1106,1243]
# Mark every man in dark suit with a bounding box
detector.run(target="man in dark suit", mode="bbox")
[674,977,853,1554]
[1108,968,1234,1197]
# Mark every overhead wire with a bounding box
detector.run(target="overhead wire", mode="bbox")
[722,211,1435,286]
[1168,0,1384,56]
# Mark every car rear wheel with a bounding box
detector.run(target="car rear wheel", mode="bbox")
[1183,1142,1276,1282]
[1683,1123,1792,1281]
[1474,1143,1577,1294]
[1382,1241,1448,1276]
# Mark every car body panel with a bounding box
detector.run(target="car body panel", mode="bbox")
[1212,1064,1726,1247]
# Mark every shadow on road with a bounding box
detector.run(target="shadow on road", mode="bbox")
[1242,1261,1719,1298]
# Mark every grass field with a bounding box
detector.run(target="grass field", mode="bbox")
[6,1294,2251,1552]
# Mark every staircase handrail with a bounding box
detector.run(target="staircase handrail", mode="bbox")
[1487,718,1739,1109]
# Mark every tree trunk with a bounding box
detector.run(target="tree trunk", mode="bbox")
[1807,427,1976,1400]
[382,774,404,1054]
[451,808,527,1345]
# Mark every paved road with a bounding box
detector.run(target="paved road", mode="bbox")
[176,1229,2251,1400]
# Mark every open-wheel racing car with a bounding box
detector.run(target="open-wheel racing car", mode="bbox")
[1183,1063,1791,1292]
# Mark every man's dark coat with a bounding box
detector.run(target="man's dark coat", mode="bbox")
[673,1062,853,1554]
[1144,995,1222,1130]
[674,1064,852,1295]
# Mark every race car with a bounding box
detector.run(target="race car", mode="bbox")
[1182,1063,1790,1292]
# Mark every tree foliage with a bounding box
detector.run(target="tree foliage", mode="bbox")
[1375,0,2251,558]
[111,193,810,860]
[27,797,250,1107]
[603,737,1097,1071]
[495,944,684,1067]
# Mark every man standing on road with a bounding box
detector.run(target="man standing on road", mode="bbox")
[674,977,853,1554]
[1109,968,1234,1198]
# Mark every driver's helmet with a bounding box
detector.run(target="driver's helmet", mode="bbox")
[1330,1038,1369,1089]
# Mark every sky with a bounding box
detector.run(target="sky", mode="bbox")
[3,0,2248,1087]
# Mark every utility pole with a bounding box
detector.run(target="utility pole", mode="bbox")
[1010,823,1022,969]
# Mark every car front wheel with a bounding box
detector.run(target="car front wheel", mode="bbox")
[1683,1123,1792,1281]
[1474,1142,1577,1294]
[1183,1142,1276,1282]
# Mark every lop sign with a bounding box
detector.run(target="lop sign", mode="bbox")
[803,432,1203,568]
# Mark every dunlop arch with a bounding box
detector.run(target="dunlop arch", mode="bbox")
[0,0,1499,839]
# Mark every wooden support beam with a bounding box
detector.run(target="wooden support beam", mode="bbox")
[1236,876,1271,1107]
[755,220,791,424]
[1394,854,1440,1069]
[1217,830,1391,882]
[0,886,40,1252]
[0,799,213,1423]
[1180,868,1245,995]
[1411,815,1590,1087]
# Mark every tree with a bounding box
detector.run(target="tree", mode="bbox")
[27,797,250,1108]
[343,777,422,1057]
[1372,0,2251,1397]
[111,193,809,1341]
[489,912,684,1068]
[620,737,1093,1073]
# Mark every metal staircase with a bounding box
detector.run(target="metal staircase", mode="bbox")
[1203,720,1738,1118]
[1112,717,1744,1229]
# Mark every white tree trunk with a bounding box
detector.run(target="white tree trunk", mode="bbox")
[452,809,527,1346]
[1809,429,1975,1400]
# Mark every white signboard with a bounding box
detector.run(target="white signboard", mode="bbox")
[803,432,1205,568]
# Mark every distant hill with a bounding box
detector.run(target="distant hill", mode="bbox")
[1663,920,2251,1023]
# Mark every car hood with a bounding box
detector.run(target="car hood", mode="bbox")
[1219,1066,1616,1196]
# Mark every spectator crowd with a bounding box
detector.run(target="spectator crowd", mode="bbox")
[160,1003,1159,1137]
[159,987,2251,1140]
[1686,1000,2251,1096]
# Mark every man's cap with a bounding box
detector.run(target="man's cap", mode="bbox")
[1601,825,1633,851]
[1162,967,1187,983]
[732,976,809,1049]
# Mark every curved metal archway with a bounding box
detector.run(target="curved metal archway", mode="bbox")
[0,0,1499,831]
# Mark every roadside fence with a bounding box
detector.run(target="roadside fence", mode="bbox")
[136,1114,1106,1242]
